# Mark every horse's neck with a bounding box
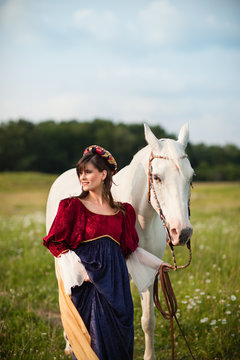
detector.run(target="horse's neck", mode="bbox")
[114,145,166,256]
[116,146,156,220]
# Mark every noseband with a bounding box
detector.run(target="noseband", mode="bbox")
[147,151,192,271]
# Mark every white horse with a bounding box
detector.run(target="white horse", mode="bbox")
[46,123,194,360]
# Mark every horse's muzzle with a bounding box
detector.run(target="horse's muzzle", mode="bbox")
[179,227,193,246]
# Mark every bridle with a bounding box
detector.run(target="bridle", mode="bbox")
[148,151,195,359]
[147,151,192,270]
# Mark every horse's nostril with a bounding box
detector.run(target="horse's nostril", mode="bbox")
[179,227,193,245]
[170,228,178,237]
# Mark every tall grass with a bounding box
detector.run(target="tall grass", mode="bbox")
[0,173,239,359]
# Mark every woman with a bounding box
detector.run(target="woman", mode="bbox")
[43,145,168,360]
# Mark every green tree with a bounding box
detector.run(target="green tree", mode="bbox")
[0,119,239,181]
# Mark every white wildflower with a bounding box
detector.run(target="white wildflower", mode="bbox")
[230,295,237,301]
[210,320,216,325]
[189,299,196,306]
[200,317,208,323]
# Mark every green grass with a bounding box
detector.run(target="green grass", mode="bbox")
[0,173,239,359]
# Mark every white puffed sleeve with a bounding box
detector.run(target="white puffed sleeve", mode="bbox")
[126,247,163,293]
[55,250,89,295]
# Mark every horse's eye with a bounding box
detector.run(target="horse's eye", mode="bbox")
[153,175,161,183]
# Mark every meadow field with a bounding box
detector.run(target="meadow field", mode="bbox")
[0,172,239,359]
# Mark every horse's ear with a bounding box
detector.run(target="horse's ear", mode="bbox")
[144,123,162,153]
[178,123,189,149]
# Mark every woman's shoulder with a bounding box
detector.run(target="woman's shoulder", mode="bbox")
[121,202,134,210]
[120,202,136,217]
[59,196,83,209]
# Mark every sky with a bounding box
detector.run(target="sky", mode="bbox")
[1,0,240,146]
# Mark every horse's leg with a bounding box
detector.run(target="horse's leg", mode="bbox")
[63,331,72,355]
[141,285,156,360]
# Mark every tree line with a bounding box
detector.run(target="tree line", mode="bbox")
[0,119,239,181]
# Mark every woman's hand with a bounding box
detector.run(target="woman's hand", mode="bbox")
[84,274,92,283]
[160,262,172,272]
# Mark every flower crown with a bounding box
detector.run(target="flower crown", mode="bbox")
[83,145,117,174]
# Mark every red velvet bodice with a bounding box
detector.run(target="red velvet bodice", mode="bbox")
[43,197,139,257]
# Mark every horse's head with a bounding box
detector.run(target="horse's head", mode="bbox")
[144,123,194,246]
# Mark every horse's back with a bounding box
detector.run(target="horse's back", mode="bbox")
[46,168,81,232]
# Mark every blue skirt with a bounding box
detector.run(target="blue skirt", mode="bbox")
[71,236,134,360]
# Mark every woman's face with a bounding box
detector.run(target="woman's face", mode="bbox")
[79,161,107,193]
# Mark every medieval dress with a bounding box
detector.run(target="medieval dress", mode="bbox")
[43,197,163,360]
[43,197,138,360]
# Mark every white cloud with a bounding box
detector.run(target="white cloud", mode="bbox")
[0,0,26,25]
[44,93,90,118]
[205,14,238,31]
[95,66,186,94]
[0,0,42,45]
[73,9,118,40]
[136,0,240,49]
[138,0,182,45]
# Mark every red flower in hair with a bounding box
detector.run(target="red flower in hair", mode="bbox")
[83,145,117,174]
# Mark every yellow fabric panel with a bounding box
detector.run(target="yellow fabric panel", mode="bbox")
[56,265,99,360]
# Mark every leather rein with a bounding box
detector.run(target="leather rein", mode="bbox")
[148,151,195,360]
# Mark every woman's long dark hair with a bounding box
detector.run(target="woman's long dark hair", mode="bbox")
[76,152,125,213]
